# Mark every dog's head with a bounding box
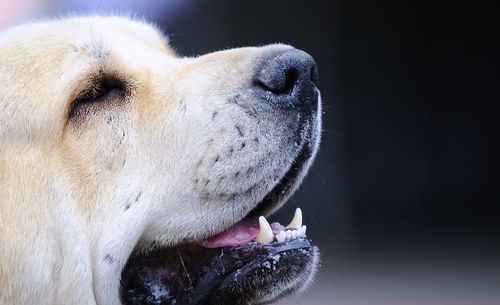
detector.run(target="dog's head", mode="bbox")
[0,16,321,305]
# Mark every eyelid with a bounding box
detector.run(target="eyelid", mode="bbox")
[90,85,106,98]
[68,76,126,119]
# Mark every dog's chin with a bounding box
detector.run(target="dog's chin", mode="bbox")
[120,115,320,305]
[121,239,318,305]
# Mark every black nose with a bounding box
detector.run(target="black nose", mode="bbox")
[253,48,318,111]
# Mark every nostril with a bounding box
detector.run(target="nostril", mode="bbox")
[254,67,299,95]
[282,68,299,94]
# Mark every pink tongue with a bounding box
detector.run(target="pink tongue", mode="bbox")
[200,218,286,249]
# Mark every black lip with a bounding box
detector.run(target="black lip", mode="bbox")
[121,239,316,305]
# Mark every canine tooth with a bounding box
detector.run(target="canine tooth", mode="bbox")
[286,208,303,229]
[256,216,274,244]
[276,231,286,243]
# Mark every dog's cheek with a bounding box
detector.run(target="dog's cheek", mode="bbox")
[63,109,132,180]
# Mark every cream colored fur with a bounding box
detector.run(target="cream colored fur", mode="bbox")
[0,16,319,305]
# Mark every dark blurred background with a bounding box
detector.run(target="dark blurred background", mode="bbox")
[3,0,499,303]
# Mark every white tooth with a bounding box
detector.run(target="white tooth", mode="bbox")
[256,216,274,244]
[286,230,292,241]
[302,225,307,235]
[286,208,303,229]
[276,231,286,243]
[291,231,298,239]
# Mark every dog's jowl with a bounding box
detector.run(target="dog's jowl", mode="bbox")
[0,16,322,305]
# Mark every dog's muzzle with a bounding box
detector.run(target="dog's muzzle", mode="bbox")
[120,47,322,305]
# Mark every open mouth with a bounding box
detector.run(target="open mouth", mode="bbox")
[121,126,319,305]
[121,209,316,305]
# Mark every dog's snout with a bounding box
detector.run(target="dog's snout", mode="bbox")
[253,48,318,110]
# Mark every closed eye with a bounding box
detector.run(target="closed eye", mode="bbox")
[69,77,125,119]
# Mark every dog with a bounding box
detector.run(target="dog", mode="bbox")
[0,16,322,305]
